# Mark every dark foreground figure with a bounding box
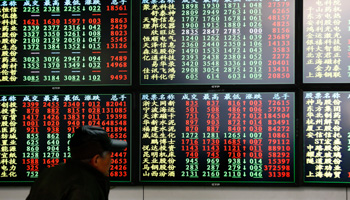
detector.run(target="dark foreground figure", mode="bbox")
[26,125,127,200]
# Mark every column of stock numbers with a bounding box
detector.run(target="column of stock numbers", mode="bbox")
[0,0,130,86]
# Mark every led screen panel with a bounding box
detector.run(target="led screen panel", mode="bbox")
[0,94,131,184]
[304,91,350,184]
[140,0,295,85]
[140,92,295,184]
[0,0,131,86]
[303,0,350,83]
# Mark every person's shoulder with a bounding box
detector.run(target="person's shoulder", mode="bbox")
[36,162,66,178]
[65,160,105,181]
[64,161,109,198]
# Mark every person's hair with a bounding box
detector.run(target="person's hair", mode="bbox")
[79,151,110,164]
[70,140,105,160]
[70,125,126,160]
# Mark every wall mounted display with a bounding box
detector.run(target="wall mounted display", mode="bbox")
[0,93,131,184]
[140,0,295,85]
[303,91,350,184]
[0,0,131,86]
[140,92,295,184]
[303,0,350,83]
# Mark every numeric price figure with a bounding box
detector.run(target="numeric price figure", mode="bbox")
[87,18,101,50]
[245,2,263,81]
[63,18,83,51]
[63,56,85,82]
[103,100,128,178]
[63,2,90,83]
[43,56,60,82]
[181,100,199,178]
[22,0,40,82]
[22,17,40,51]
[63,1,83,13]
[43,18,60,51]
[22,101,40,178]
[106,2,129,83]
[266,99,292,178]
[86,13,102,82]
[107,17,127,50]
[181,2,199,81]
[224,100,243,178]
[86,100,101,126]
[42,100,60,168]
[202,100,220,178]
[42,0,60,70]
[41,10,60,92]
[43,1,60,13]
[87,54,101,71]
[107,56,128,82]
[63,100,83,159]
[202,3,220,81]
[62,3,85,83]
[267,1,292,80]
[22,9,40,83]
[247,100,263,178]
[223,2,242,80]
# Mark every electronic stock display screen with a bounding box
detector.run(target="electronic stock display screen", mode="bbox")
[0,94,131,184]
[140,0,295,85]
[303,0,350,83]
[140,92,295,184]
[0,0,131,86]
[304,92,350,184]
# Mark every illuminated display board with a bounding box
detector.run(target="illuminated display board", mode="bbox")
[303,91,350,184]
[140,92,295,184]
[0,0,131,86]
[303,0,350,83]
[0,94,131,184]
[140,0,295,85]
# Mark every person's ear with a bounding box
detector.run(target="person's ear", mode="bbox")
[90,154,101,167]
